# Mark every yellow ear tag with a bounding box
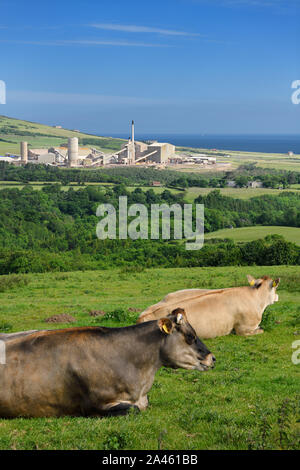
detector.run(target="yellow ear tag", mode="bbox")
[250,280,255,286]
[162,324,170,334]
[272,281,276,287]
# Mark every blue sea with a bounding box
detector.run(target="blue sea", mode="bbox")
[109,134,300,154]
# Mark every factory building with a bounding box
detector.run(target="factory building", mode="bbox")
[116,121,175,164]
[37,152,57,164]
[28,139,95,166]
[146,142,175,164]
[1,122,177,168]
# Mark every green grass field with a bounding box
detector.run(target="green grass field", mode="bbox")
[176,146,300,172]
[0,266,299,450]
[183,186,300,202]
[1,181,299,202]
[0,181,113,192]
[206,226,300,246]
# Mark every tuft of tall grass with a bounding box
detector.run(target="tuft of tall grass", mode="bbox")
[0,274,29,293]
[0,321,13,332]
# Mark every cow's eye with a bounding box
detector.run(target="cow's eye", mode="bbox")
[186,333,196,345]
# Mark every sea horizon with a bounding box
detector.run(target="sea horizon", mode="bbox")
[106,133,300,154]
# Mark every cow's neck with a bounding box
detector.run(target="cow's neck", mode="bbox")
[252,288,270,314]
[135,324,164,372]
[122,324,165,397]
[111,323,164,372]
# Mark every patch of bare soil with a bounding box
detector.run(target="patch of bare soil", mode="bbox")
[44,314,76,323]
[89,310,106,317]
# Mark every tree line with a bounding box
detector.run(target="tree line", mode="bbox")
[0,184,299,274]
[0,161,299,189]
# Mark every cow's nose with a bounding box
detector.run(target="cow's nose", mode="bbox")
[201,353,216,368]
[209,354,216,367]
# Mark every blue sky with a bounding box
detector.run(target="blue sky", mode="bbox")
[0,0,299,134]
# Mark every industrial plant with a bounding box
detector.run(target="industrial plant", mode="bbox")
[1,121,218,168]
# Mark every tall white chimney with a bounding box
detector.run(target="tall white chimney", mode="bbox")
[131,120,135,145]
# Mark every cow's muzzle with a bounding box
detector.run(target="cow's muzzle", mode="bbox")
[197,353,216,371]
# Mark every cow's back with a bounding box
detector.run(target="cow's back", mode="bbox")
[138,289,212,323]
[138,287,251,338]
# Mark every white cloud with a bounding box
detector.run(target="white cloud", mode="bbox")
[8,89,221,107]
[8,90,172,106]
[90,23,201,37]
[0,39,170,48]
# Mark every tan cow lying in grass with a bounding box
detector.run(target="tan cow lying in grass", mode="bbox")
[137,275,280,338]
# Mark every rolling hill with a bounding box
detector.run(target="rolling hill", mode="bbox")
[0,114,125,156]
[205,225,300,246]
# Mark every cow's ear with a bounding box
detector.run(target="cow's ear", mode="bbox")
[247,275,256,286]
[271,278,280,289]
[247,275,263,288]
[158,318,174,335]
[170,308,187,324]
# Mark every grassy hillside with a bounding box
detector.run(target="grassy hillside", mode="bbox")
[184,186,300,202]
[218,152,300,172]
[205,226,300,246]
[0,266,299,450]
[0,115,125,155]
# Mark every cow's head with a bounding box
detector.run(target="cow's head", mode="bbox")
[247,275,280,305]
[158,308,216,372]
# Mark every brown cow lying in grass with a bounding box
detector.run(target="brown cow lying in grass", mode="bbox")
[0,310,215,418]
[137,275,280,339]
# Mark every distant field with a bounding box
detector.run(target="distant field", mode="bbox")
[0,182,177,193]
[0,266,299,450]
[1,182,300,201]
[176,146,300,173]
[216,150,300,172]
[184,186,300,202]
[257,161,300,171]
[205,226,300,246]
[131,186,300,201]
[0,181,113,191]
[126,185,182,195]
